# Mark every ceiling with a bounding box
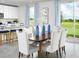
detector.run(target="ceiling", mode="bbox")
[0,0,79,6]
[61,0,79,3]
[0,0,50,6]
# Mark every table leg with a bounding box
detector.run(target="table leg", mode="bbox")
[38,42,43,57]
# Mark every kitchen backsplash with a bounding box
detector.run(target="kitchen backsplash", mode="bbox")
[0,18,18,24]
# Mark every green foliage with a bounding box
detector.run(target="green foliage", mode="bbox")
[61,19,79,22]
[76,20,79,22]
[62,19,73,22]
[61,20,79,38]
[30,18,34,20]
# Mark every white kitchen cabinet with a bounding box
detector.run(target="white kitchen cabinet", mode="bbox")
[0,5,4,13]
[7,6,18,18]
[0,5,18,18]
[4,6,9,18]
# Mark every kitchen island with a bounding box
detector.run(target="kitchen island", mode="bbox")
[0,23,23,44]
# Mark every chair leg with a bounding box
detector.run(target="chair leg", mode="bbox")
[27,55,30,58]
[21,53,23,57]
[59,48,62,58]
[46,52,48,56]
[32,53,33,58]
[18,52,21,58]
[56,50,58,58]
[45,52,49,57]
[62,46,66,55]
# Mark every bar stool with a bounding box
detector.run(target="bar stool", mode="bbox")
[0,31,9,45]
[0,32,3,45]
[6,30,16,43]
[10,30,16,42]
[0,23,3,45]
[6,31,10,43]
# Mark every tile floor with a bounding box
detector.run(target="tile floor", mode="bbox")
[0,38,79,58]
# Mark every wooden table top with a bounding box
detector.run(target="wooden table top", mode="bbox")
[29,35,49,42]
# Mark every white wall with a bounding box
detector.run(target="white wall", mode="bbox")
[55,0,61,26]
[18,4,29,27]
[34,2,39,26]
[18,0,60,27]
[39,1,55,28]
[0,5,18,18]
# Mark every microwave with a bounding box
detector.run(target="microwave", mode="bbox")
[0,13,4,19]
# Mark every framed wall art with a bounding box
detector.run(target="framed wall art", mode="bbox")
[41,7,49,24]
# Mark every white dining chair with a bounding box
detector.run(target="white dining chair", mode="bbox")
[16,29,39,58]
[44,24,48,32]
[42,30,62,58]
[39,25,42,36]
[23,27,34,44]
[59,29,67,56]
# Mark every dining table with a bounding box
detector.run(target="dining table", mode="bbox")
[29,33,51,57]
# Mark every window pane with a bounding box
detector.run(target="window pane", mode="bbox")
[75,1,79,38]
[29,7,34,27]
[61,2,74,38]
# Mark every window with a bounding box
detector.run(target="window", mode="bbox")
[61,1,79,38]
[29,7,34,27]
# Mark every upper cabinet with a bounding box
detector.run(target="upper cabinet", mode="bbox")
[0,5,18,18]
[0,5,4,13]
